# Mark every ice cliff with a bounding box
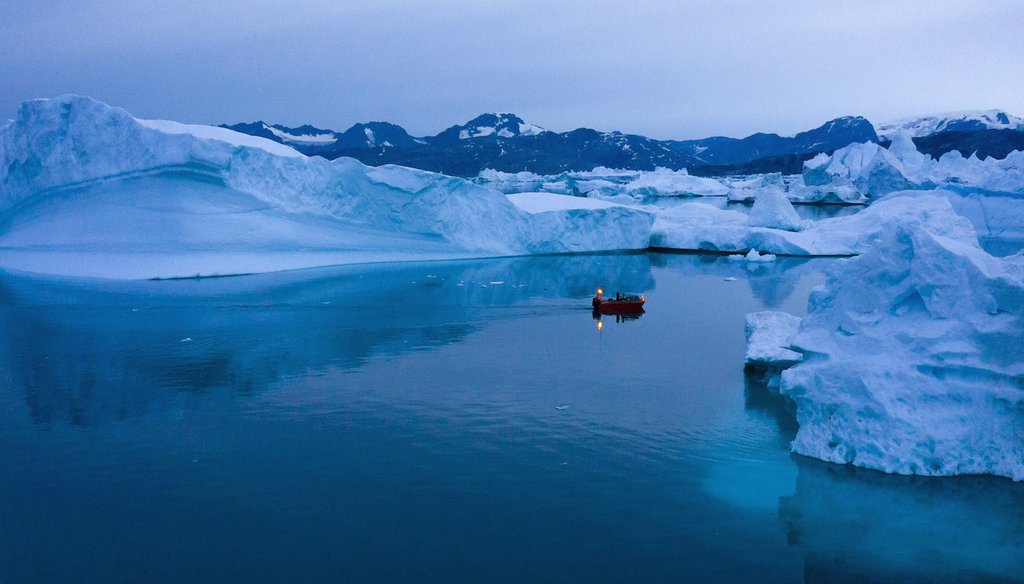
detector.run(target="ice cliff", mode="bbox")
[780,225,1024,481]
[0,96,653,278]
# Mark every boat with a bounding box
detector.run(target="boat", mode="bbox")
[591,288,645,314]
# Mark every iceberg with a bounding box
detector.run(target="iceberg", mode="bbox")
[621,167,729,198]
[804,133,1024,197]
[780,224,1024,481]
[505,192,654,253]
[802,134,936,197]
[747,188,804,231]
[0,96,652,279]
[651,191,976,256]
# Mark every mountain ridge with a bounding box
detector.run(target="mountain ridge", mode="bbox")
[221,110,1022,177]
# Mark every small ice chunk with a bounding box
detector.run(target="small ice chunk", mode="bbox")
[745,249,777,262]
[555,405,570,411]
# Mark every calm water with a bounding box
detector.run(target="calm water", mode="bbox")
[1,253,1022,583]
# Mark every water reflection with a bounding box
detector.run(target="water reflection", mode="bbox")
[591,310,644,328]
[648,252,830,308]
[0,253,655,426]
[780,458,1024,582]
[743,369,798,443]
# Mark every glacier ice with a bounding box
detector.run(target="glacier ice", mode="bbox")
[804,133,1024,198]
[619,167,729,197]
[780,224,1024,481]
[0,96,653,279]
[474,166,731,199]
[744,311,803,368]
[651,191,976,256]
[747,188,804,231]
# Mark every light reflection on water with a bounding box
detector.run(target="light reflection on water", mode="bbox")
[1,252,1021,583]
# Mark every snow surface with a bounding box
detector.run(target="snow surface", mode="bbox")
[780,225,1024,481]
[876,109,1024,139]
[0,96,651,279]
[744,311,803,367]
[505,192,654,253]
[506,191,630,214]
[138,118,304,158]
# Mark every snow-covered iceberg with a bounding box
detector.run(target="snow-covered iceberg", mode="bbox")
[0,96,653,279]
[780,224,1024,481]
[475,166,731,199]
[804,133,1024,197]
[619,167,729,197]
[505,192,654,252]
[651,191,976,256]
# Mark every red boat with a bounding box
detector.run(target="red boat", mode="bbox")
[591,288,646,314]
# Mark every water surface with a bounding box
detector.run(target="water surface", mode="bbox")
[1,253,1021,582]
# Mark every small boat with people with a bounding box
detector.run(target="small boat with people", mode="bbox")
[591,287,645,315]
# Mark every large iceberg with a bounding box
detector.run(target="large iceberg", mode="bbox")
[804,133,1024,197]
[0,96,653,279]
[780,224,1024,481]
[505,192,653,252]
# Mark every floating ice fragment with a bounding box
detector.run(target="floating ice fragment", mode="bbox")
[555,405,570,411]
[745,249,777,262]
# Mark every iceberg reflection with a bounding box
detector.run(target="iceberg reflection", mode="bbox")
[780,457,1024,581]
[0,253,655,426]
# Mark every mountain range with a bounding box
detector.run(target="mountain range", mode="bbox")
[222,110,1024,177]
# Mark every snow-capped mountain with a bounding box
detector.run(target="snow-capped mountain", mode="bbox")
[221,121,338,146]
[876,110,1024,139]
[433,113,545,142]
[333,122,420,150]
[223,112,881,177]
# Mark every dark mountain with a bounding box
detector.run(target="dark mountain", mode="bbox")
[221,121,280,141]
[333,122,420,150]
[220,113,888,177]
[670,117,878,165]
[220,121,338,150]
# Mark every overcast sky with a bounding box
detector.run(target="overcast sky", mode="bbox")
[2,0,1022,139]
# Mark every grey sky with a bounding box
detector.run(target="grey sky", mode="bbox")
[2,0,1022,140]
